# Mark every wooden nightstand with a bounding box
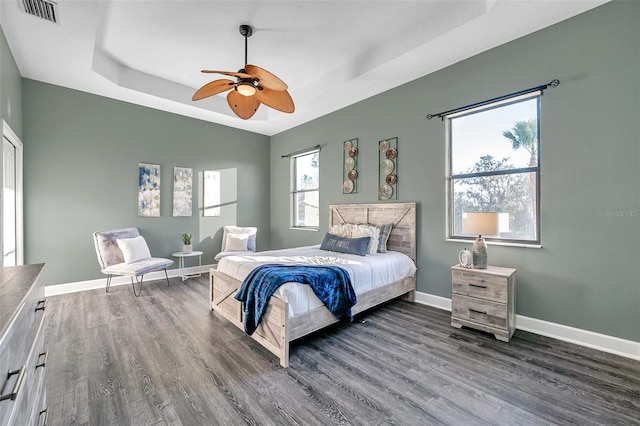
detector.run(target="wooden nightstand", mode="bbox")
[451,265,516,342]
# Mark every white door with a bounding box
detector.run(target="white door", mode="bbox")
[2,136,17,266]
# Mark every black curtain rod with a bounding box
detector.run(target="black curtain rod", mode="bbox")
[281,144,321,158]
[426,79,559,121]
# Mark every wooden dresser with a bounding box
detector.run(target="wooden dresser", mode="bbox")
[0,264,48,426]
[451,265,516,342]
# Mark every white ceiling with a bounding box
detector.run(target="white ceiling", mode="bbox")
[1,0,608,136]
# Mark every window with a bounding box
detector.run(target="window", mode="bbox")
[291,149,319,229]
[447,93,540,244]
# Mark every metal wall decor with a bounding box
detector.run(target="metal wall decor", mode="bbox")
[343,138,358,194]
[378,137,398,200]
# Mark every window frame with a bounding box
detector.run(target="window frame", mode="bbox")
[446,92,541,246]
[290,148,320,230]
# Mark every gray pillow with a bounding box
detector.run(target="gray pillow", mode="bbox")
[320,233,370,256]
[374,223,394,253]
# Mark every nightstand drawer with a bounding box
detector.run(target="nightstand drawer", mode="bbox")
[452,294,507,329]
[452,270,507,303]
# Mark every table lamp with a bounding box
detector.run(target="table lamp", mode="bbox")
[462,212,499,269]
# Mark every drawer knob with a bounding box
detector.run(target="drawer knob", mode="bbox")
[35,299,47,312]
[469,308,487,315]
[0,365,26,401]
[36,351,49,369]
[39,408,48,426]
[468,283,487,289]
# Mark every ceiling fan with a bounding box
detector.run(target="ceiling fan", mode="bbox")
[192,24,295,120]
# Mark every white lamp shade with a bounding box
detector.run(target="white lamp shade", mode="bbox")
[462,212,499,236]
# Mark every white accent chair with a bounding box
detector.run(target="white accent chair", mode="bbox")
[93,228,173,297]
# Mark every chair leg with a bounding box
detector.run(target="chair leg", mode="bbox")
[163,269,170,287]
[106,275,112,293]
[131,275,144,297]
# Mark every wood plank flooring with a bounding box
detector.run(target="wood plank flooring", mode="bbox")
[44,275,640,425]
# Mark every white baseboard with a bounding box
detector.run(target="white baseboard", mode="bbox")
[44,265,212,297]
[415,291,639,362]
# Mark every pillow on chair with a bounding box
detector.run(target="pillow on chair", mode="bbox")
[117,236,152,264]
[224,234,249,252]
[221,226,257,252]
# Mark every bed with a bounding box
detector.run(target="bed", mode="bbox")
[209,202,417,367]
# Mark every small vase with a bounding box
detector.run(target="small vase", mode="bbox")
[183,244,192,254]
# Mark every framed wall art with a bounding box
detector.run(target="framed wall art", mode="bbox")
[342,138,358,194]
[138,163,161,217]
[378,137,398,201]
[172,166,193,217]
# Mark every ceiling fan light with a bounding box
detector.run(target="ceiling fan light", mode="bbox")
[237,83,256,97]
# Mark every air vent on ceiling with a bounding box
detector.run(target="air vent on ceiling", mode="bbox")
[19,0,59,24]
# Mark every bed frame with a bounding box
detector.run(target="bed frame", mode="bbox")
[209,202,417,367]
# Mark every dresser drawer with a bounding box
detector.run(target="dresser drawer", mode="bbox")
[452,294,507,330]
[452,270,508,303]
[4,314,46,426]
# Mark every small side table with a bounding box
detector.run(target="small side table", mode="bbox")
[172,251,203,281]
[451,265,517,342]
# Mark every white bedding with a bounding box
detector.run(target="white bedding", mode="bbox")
[216,245,417,317]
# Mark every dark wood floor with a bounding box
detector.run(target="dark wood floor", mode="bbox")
[44,275,640,425]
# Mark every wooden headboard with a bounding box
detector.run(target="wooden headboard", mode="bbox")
[329,202,417,262]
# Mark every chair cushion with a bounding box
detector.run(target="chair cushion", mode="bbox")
[117,236,152,263]
[225,234,249,251]
[102,257,173,276]
[221,226,257,252]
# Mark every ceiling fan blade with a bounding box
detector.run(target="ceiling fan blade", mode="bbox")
[201,70,252,79]
[227,90,260,119]
[256,88,295,113]
[245,64,288,91]
[192,79,234,101]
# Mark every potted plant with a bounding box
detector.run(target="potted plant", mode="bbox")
[180,233,192,254]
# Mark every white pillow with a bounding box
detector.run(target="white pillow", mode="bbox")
[117,236,151,264]
[328,223,380,255]
[221,226,257,252]
[224,234,249,252]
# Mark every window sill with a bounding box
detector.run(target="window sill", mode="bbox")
[290,227,319,232]
[446,238,541,249]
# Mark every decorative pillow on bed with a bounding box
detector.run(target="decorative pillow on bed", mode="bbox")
[320,233,370,256]
[329,223,380,254]
[224,234,249,252]
[116,236,151,264]
[373,223,393,253]
[221,226,257,252]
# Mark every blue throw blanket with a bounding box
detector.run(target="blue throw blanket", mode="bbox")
[234,264,357,335]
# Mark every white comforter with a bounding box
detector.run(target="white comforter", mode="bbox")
[216,245,417,317]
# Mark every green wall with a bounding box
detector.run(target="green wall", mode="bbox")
[22,80,270,286]
[0,25,22,137]
[269,2,640,342]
